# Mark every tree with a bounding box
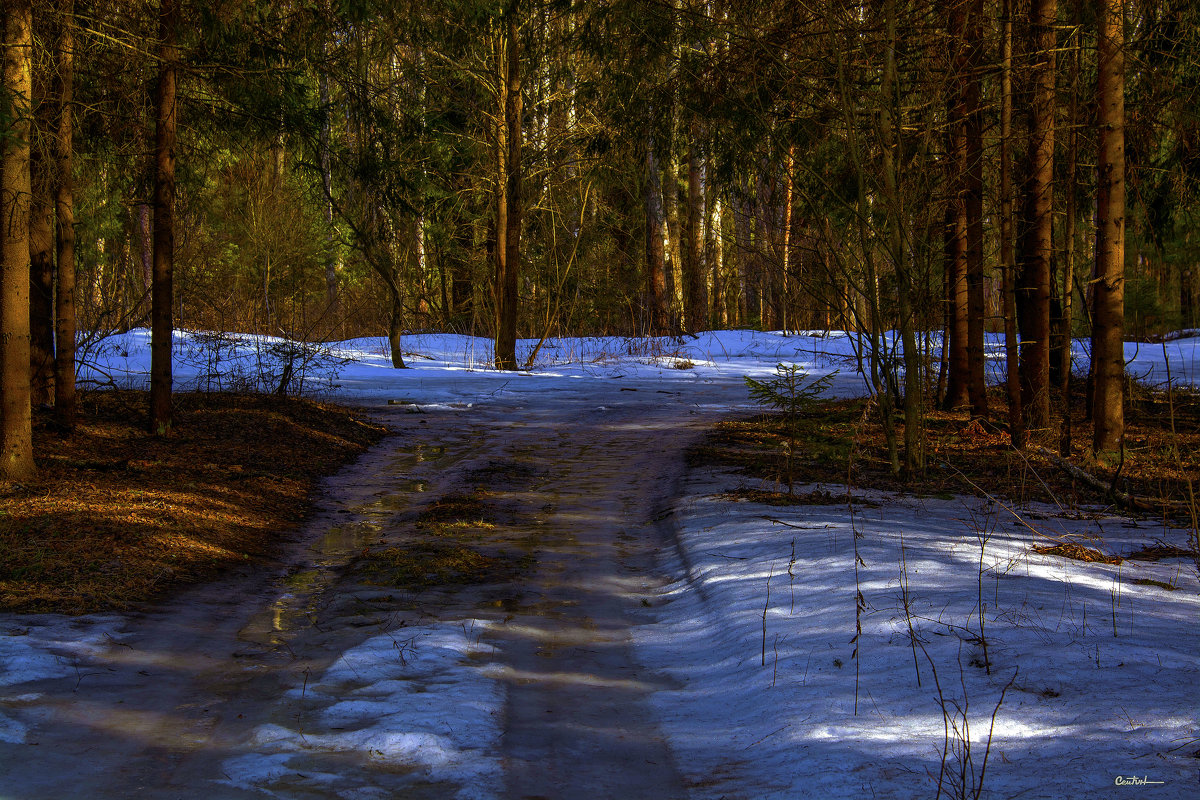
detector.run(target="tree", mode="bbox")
[150,0,179,436]
[29,32,55,408]
[1092,0,1126,457]
[962,0,986,419]
[494,0,522,370]
[54,0,77,430]
[1016,0,1056,433]
[1,0,37,481]
[999,0,1023,447]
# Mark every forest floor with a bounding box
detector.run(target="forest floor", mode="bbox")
[0,391,387,613]
[2,380,1196,612]
[698,381,1200,533]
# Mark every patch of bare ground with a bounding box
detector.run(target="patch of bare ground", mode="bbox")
[0,390,387,614]
[691,383,1200,525]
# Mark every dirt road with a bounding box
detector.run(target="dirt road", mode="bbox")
[0,379,731,799]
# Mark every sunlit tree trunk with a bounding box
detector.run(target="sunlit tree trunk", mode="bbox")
[644,133,668,335]
[1016,0,1055,434]
[1,0,36,481]
[1092,0,1126,458]
[684,140,707,333]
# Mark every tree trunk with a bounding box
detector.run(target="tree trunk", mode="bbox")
[319,55,339,309]
[665,152,683,323]
[29,128,55,407]
[780,146,794,333]
[54,0,76,430]
[1000,0,1024,447]
[1,0,36,481]
[1017,0,1055,433]
[1092,0,1125,458]
[387,287,406,368]
[881,0,923,476]
[1058,0,1081,457]
[963,0,987,418]
[150,0,178,436]
[494,0,521,370]
[942,191,969,410]
[733,193,755,326]
[684,141,707,333]
[644,133,667,335]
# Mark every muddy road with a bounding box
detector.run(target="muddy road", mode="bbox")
[0,379,740,799]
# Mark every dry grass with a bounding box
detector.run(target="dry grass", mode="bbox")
[1031,543,1124,565]
[0,390,387,614]
[693,382,1200,519]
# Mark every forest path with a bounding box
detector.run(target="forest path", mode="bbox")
[0,376,741,799]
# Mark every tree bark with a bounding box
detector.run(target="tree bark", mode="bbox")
[684,141,707,333]
[54,0,76,430]
[29,123,55,407]
[1000,0,1024,447]
[1092,0,1126,457]
[494,0,521,370]
[644,133,668,335]
[963,0,987,418]
[1,0,36,481]
[942,186,969,409]
[1017,0,1055,433]
[881,0,923,476]
[150,0,178,436]
[318,38,339,310]
[1058,0,1081,456]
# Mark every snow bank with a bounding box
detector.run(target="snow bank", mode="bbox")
[638,475,1200,799]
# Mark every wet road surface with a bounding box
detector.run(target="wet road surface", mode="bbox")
[0,379,735,799]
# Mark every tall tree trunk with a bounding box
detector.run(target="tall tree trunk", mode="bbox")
[150,0,178,436]
[684,141,707,333]
[1,0,36,481]
[1017,0,1055,433]
[644,134,668,335]
[963,0,987,418]
[29,123,55,407]
[1000,0,1024,447]
[54,0,76,430]
[318,54,339,309]
[780,145,794,333]
[1059,0,1081,456]
[1092,0,1125,458]
[733,192,755,326]
[943,2,970,413]
[665,153,683,322]
[494,0,521,370]
[942,191,970,409]
[387,286,406,369]
[881,0,923,476]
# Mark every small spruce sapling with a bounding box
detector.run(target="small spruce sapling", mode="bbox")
[744,364,836,494]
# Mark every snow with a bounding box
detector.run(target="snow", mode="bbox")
[225,621,503,799]
[4,327,1199,797]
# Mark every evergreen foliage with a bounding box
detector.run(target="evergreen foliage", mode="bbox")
[744,364,836,493]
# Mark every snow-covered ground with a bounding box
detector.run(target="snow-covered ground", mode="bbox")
[2,328,1198,798]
